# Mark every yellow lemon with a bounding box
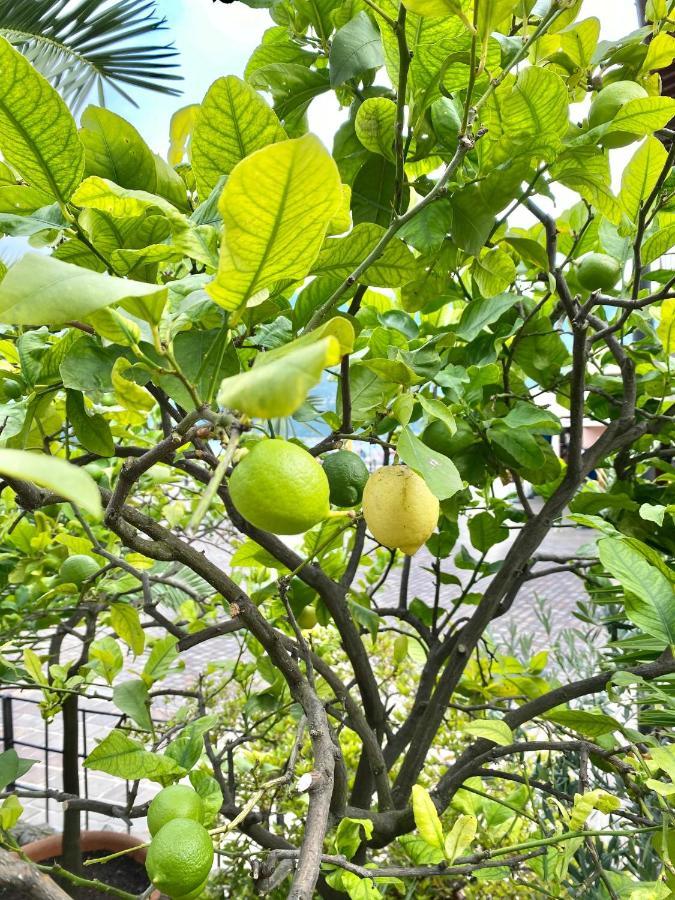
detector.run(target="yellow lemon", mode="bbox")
[362,466,439,555]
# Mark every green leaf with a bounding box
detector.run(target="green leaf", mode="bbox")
[606,97,675,141]
[329,12,384,88]
[352,155,403,228]
[473,248,516,298]
[66,390,114,457]
[218,319,353,418]
[642,224,675,266]
[336,817,375,860]
[468,512,508,553]
[397,426,462,501]
[189,771,224,826]
[598,537,675,644]
[113,680,153,732]
[0,37,84,202]
[165,733,203,772]
[450,186,496,256]
[0,449,101,519]
[444,814,477,864]
[502,403,561,434]
[619,136,667,222]
[417,395,456,433]
[639,503,667,527]
[487,423,545,469]
[355,98,396,160]
[312,223,417,287]
[110,603,145,657]
[0,749,35,791]
[0,254,167,326]
[80,106,156,192]
[191,76,286,199]
[545,708,620,739]
[456,294,515,342]
[207,134,341,313]
[85,730,184,782]
[411,784,444,852]
[403,0,467,19]
[143,635,179,685]
[0,795,23,830]
[550,147,623,226]
[89,637,123,686]
[463,719,514,746]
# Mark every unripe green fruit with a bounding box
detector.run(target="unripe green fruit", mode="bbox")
[588,81,648,148]
[576,253,622,292]
[229,439,330,535]
[146,818,213,898]
[58,555,99,586]
[2,378,22,400]
[297,605,318,629]
[147,784,205,837]
[322,449,369,507]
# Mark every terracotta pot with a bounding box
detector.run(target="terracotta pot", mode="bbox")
[22,830,160,899]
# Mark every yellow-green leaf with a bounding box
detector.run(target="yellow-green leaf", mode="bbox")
[412,784,444,852]
[168,104,200,166]
[463,719,514,746]
[444,814,477,863]
[0,253,167,326]
[0,37,84,202]
[355,98,396,160]
[207,134,342,313]
[619,136,667,222]
[658,297,675,351]
[110,603,145,656]
[191,76,286,198]
[607,97,675,141]
[0,449,102,519]
[85,730,183,782]
[218,332,346,419]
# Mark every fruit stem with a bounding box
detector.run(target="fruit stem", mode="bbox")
[82,841,150,867]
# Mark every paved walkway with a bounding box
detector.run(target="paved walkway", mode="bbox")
[4,513,600,839]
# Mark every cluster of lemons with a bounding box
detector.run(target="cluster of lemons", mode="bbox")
[145,785,214,899]
[229,440,439,557]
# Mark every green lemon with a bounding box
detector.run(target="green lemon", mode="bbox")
[58,555,99,586]
[229,439,330,535]
[1,378,22,400]
[147,784,205,837]
[146,818,214,898]
[174,880,209,900]
[322,450,369,507]
[576,253,621,292]
[297,605,318,629]
[588,81,648,148]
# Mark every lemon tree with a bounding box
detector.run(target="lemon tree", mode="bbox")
[0,4,674,900]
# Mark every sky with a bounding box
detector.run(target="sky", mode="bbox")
[110,0,643,158]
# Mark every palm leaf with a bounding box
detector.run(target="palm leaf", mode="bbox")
[0,0,182,112]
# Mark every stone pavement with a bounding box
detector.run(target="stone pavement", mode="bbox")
[3,512,600,839]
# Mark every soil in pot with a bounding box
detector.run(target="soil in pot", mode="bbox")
[45,851,151,900]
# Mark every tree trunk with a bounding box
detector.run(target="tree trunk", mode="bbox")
[60,695,81,878]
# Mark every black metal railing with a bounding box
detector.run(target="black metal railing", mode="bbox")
[0,691,133,832]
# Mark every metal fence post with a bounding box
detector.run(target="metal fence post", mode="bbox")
[2,696,15,790]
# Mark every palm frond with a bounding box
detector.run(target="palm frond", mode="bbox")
[0,0,182,112]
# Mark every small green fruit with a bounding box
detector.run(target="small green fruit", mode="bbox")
[147,784,205,837]
[588,81,649,148]
[576,253,622,292]
[58,555,99,586]
[297,606,318,630]
[322,449,369,507]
